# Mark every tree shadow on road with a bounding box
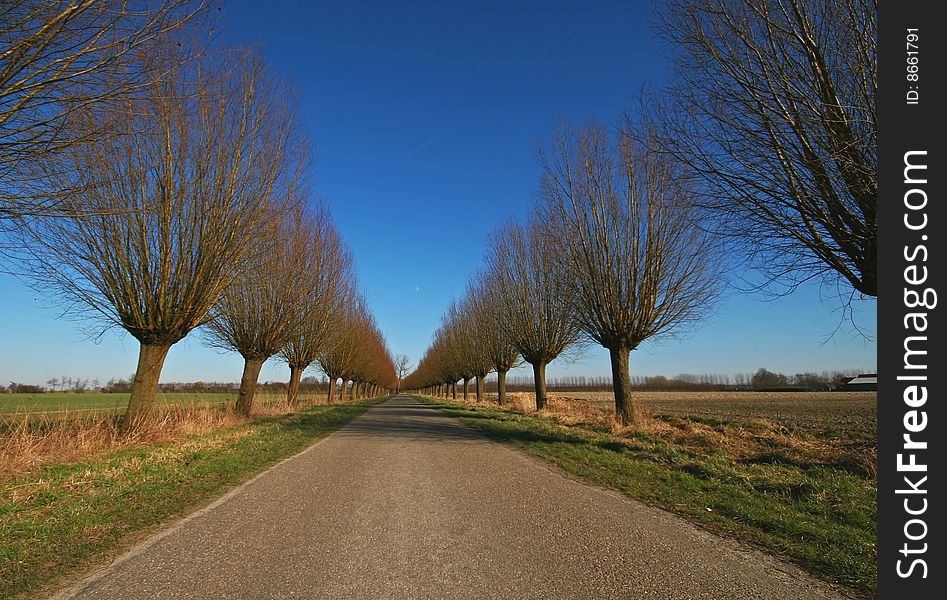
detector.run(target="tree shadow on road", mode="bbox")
[331,401,488,443]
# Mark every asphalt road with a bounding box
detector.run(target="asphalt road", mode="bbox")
[54,396,851,599]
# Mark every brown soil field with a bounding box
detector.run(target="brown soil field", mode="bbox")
[486,390,876,438]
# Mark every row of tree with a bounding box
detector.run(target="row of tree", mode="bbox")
[404,124,722,426]
[404,0,876,425]
[1,1,396,430]
[44,377,101,393]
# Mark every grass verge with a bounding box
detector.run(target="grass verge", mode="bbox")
[0,397,387,599]
[0,392,336,416]
[418,396,875,597]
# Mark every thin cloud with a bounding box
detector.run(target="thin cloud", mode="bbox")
[409,136,440,154]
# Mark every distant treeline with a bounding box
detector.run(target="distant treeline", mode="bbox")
[148,376,332,394]
[154,377,332,394]
[3,369,868,394]
[487,368,868,393]
[1,376,333,394]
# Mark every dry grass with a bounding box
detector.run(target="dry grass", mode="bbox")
[0,393,342,483]
[489,390,875,433]
[464,390,876,479]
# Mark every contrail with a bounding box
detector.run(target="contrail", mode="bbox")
[409,137,440,154]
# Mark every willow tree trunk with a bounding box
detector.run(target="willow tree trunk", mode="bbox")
[532,361,548,410]
[287,364,303,406]
[451,382,457,400]
[122,342,173,433]
[326,377,336,404]
[609,347,636,426]
[497,369,508,405]
[236,357,265,417]
[349,380,356,402]
[475,375,484,401]
[462,378,469,401]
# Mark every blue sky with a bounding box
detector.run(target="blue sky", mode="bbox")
[0,0,876,387]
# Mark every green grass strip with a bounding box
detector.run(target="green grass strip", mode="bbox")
[419,396,875,597]
[0,398,387,599]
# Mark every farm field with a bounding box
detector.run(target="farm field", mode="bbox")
[0,391,330,416]
[490,390,876,438]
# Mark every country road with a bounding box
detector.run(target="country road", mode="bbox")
[53,396,852,599]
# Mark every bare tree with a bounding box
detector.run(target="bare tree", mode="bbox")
[447,284,503,402]
[536,123,723,426]
[650,0,876,303]
[413,333,460,401]
[340,304,395,400]
[393,354,412,393]
[356,323,396,397]
[317,293,370,404]
[205,198,311,417]
[279,204,353,405]
[0,0,215,221]
[467,272,520,404]
[11,47,301,430]
[441,299,491,402]
[487,220,579,410]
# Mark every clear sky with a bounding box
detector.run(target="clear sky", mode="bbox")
[0,0,876,387]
